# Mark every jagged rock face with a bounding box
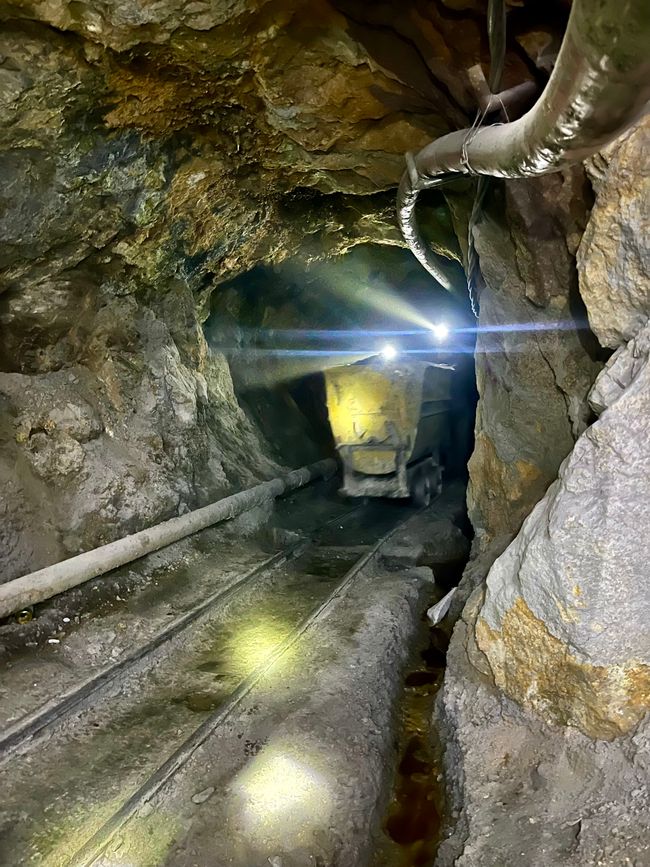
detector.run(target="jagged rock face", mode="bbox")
[0,22,287,577]
[449,123,650,754]
[578,115,650,349]
[1,0,645,756]
[0,22,403,308]
[4,0,545,578]
[0,0,548,295]
[436,591,650,866]
[0,285,278,581]
[467,170,602,547]
[463,116,650,741]
[475,321,650,740]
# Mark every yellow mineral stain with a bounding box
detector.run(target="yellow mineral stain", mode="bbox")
[476,597,650,740]
[468,433,545,539]
[555,599,580,624]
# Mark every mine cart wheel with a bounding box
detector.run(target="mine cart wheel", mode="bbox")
[412,470,432,508]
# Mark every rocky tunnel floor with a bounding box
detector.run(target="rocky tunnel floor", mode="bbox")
[0,480,471,867]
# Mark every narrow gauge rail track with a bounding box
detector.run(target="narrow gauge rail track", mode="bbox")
[0,545,302,761]
[0,496,420,867]
[0,501,364,762]
[71,511,414,867]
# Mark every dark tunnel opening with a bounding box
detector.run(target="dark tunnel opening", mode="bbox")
[204,249,479,866]
[204,244,478,498]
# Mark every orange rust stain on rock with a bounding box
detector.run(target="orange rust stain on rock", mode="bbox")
[476,597,650,741]
[103,61,232,135]
[468,432,545,539]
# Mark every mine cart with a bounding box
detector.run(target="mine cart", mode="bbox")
[324,358,453,506]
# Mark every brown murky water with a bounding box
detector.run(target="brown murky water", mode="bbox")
[377,622,449,867]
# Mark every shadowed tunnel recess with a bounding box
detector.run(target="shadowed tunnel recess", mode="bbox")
[205,244,478,478]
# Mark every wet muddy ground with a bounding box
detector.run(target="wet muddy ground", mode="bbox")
[0,481,470,867]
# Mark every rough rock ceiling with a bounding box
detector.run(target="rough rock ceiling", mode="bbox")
[0,0,563,303]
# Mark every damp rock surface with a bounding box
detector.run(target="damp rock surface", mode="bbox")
[0,1,649,864]
[0,296,279,580]
[467,171,602,545]
[0,2,491,575]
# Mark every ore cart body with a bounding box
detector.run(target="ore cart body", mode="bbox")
[324,359,453,505]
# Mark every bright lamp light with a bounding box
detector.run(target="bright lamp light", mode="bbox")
[380,343,398,361]
[431,322,449,342]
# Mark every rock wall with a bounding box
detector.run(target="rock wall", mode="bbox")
[438,119,650,863]
[466,118,650,739]
[467,169,602,550]
[0,284,279,582]
[435,113,650,867]
[577,115,650,349]
[477,322,650,739]
[0,0,573,582]
[0,20,413,316]
[0,24,285,583]
[437,590,650,867]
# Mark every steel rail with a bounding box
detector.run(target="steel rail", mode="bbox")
[66,505,423,867]
[0,500,362,762]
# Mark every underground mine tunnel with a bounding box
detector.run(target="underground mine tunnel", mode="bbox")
[0,0,649,865]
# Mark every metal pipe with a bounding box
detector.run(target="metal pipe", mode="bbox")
[467,68,537,117]
[0,459,336,619]
[398,0,650,286]
[486,0,506,92]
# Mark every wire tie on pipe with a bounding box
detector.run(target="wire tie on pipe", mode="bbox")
[460,107,487,174]
[459,138,473,173]
[405,151,422,188]
[497,95,511,123]
[460,131,479,174]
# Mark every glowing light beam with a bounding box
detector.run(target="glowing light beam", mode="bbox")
[431,322,450,341]
[380,343,398,361]
[232,742,334,849]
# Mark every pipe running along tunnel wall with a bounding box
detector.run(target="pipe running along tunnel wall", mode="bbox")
[397,0,650,290]
[0,459,336,620]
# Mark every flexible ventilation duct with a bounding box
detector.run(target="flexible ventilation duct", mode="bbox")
[398,0,650,291]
